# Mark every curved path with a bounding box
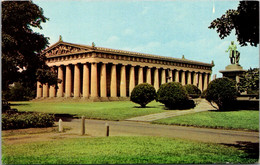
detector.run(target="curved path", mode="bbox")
[61,119,259,145]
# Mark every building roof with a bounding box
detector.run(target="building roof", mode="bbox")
[42,40,214,67]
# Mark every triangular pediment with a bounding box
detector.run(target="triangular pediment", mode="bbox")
[42,41,93,57]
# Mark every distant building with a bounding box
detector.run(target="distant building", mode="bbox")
[36,39,214,101]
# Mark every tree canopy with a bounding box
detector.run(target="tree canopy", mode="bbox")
[238,68,259,95]
[2,1,58,93]
[209,1,259,47]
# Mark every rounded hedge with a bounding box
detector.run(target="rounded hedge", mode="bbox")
[205,78,237,110]
[184,84,201,98]
[157,82,195,109]
[130,83,156,107]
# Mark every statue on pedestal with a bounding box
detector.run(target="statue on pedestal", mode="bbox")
[226,41,240,64]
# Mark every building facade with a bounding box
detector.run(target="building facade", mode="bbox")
[36,39,214,101]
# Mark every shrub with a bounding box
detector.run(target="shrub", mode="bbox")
[205,78,238,110]
[157,82,195,109]
[3,82,35,101]
[184,84,201,98]
[130,83,156,107]
[2,112,55,130]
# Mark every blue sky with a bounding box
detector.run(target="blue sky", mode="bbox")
[34,0,259,77]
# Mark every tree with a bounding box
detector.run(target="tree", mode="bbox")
[2,1,59,98]
[209,1,259,47]
[130,83,156,108]
[205,78,238,110]
[157,82,195,110]
[238,68,259,94]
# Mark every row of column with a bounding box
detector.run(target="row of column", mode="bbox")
[36,63,211,99]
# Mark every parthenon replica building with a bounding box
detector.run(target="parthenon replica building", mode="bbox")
[36,38,214,101]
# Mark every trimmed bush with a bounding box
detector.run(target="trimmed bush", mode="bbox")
[205,78,238,110]
[130,83,156,107]
[184,84,201,98]
[157,82,195,109]
[2,112,55,130]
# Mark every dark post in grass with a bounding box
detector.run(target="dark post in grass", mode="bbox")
[81,116,85,135]
[106,123,109,137]
[58,119,63,132]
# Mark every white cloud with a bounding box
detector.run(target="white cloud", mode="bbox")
[141,6,150,15]
[122,28,135,36]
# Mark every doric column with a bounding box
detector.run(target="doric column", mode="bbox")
[129,66,135,95]
[138,67,143,84]
[146,67,152,84]
[187,72,192,84]
[175,70,179,82]
[90,63,98,98]
[36,81,42,98]
[82,63,90,98]
[100,63,107,98]
[161,69,166,85]
[154,68,159,91]
[120,65,127,97]
[57,66,64,97]
[198,73,203,91]
[65,65,72,97]
[74,64,80,98]
[110,64,117,97]
[42,83,49,98]
[181,71,186,85]
[168,70,172,82]
[208,73,211,82]
[193,72,198,87]
[49,85,55,98]
[203,73,208,90]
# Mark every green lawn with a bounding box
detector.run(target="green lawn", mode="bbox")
[153,110,259,131]
[2,136,257,164]
[10,101,165,121]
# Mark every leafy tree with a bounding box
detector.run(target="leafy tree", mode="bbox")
[238,68,259,94]
[205,78,238,110]
[2,1,59,97]
[157,82,195,110]
[3,82,35,101]
[130,83,156,108]
[184,84,201,98]
[209,1,259,47]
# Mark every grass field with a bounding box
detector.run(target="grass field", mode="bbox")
[153,110,259,131]
[10,101,165,121]
[2,136,257,164]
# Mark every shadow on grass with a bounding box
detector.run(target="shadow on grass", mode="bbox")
[52,113,79,122]
[133,106,158,109]
[9,103,30,106]
[221,141,259,160]
[208,109,259,112]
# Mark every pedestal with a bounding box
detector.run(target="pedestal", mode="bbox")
[219,64,246,83]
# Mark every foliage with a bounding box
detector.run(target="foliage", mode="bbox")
[2,112,55,130]
[153,110,259,131]
[205,78,238,110]
[2,1,59,94]
[3,82,35,101]
[2,136,257,164]
[157,82,195,109]
[184,84,201,98]
[238,68,259,94]
[200,89,207,98]
[209,1,259,47]
[10,101,165,121]
[130,83,156,107]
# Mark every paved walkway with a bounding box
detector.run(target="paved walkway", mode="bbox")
[56,119,259,145]
[126,99,214,122]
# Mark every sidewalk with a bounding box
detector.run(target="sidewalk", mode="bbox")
[125,99,214,122]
